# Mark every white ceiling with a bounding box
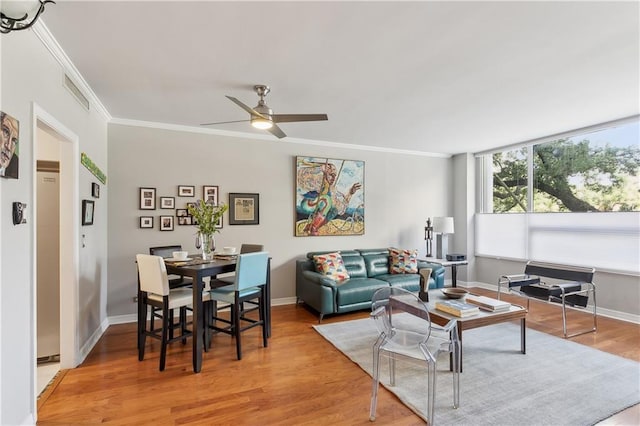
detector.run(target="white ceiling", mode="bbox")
[40,1,639,155]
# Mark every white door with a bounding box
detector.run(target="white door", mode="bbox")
[36,166,60,359]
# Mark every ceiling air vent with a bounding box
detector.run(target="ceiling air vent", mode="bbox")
[63,74,90,111]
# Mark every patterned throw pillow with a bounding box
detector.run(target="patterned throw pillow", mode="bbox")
[313,252,350,282]
[389,248,419,274]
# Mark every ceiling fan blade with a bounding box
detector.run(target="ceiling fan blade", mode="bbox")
[272,114,328,123]
[267,123,287,139]
[200,119,251,126]
[226,95,268,120]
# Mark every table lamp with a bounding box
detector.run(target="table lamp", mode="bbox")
[433,217,454,259]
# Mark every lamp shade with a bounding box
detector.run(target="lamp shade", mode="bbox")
[1,1,40,19]
[433,217,454,234]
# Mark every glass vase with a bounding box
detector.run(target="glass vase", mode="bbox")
[199,233,215,260]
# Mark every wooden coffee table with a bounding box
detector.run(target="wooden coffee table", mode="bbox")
[393,290,527,371]
[430,290,526,370]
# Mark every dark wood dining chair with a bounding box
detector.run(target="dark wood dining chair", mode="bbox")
[149,245,193,288]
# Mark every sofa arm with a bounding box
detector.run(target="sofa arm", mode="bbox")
[418,261,446,289]
[296,260,338,315]
[301,270,338,287]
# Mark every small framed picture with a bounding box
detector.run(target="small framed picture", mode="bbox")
[139,216,154,229]
[229,193,259,225]
[215,215,223,229]
[186,202,196,210]
[177,216,192,226]
[176,208,188,217]
[139,187,156,210]
[82,200,95,226]
[92,182,100,198]
[203,185,219,205]
[160,197,175,209]
[178,185,195,197]
[160,215,174,231]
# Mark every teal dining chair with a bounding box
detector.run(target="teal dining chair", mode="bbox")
[215,243,264,284]
[207,251,269,360]
[215,244,265,317]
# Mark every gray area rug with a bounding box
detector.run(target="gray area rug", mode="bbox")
[314,317,640,425]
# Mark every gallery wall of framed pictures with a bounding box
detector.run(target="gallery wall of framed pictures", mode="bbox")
[137,184,228,231]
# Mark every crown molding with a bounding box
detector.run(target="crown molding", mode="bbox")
[33,21,112,122]
[110,117,451,158]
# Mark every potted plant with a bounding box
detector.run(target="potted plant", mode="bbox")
[188,200,229,260]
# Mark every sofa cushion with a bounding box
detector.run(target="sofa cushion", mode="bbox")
[362,253,390,277]
[376,272,421,290]
[340,252,368,278]
[313,252,350,282]
[389,248,418,274]
[335,277,389,307]
[308,250,367,278]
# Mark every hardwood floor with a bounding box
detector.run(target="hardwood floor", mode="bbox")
[37,287,639,425]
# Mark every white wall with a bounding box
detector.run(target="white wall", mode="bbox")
[107,123,453,318]
[0,28,109,424]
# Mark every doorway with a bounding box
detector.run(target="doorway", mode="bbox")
[36,158,60,395]
[32,104,80,414]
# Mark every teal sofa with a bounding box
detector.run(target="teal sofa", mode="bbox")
[295,248,445,321]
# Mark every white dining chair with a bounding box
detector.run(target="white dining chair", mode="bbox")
[137,254,209,371]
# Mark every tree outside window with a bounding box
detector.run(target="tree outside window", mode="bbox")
[489,120,639,213]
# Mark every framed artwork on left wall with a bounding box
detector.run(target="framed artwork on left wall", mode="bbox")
[82,200,94,226]
[0,111,19,179]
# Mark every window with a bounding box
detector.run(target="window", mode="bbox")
[492,147,528,212]
[483,119,639,213]
[475,117,640,273]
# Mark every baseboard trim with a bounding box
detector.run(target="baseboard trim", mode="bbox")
[461,280,640,324]
[107,297,297,325]
[78,318,110,365]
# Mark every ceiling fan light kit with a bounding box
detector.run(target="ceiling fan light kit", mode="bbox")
[201,84,328,139]
[0,0,55,34]
[251,117,273,130]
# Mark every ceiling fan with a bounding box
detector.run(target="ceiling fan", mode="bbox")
[201,85,328,139]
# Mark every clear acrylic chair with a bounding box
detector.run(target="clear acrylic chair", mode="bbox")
[369,287,460,425]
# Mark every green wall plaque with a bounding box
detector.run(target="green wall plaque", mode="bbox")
[81,152,107,184]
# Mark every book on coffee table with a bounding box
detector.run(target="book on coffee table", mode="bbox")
[434,300,480,317]
[465,294,511,312]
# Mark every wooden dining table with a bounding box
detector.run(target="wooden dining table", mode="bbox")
[162,255,272,373]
